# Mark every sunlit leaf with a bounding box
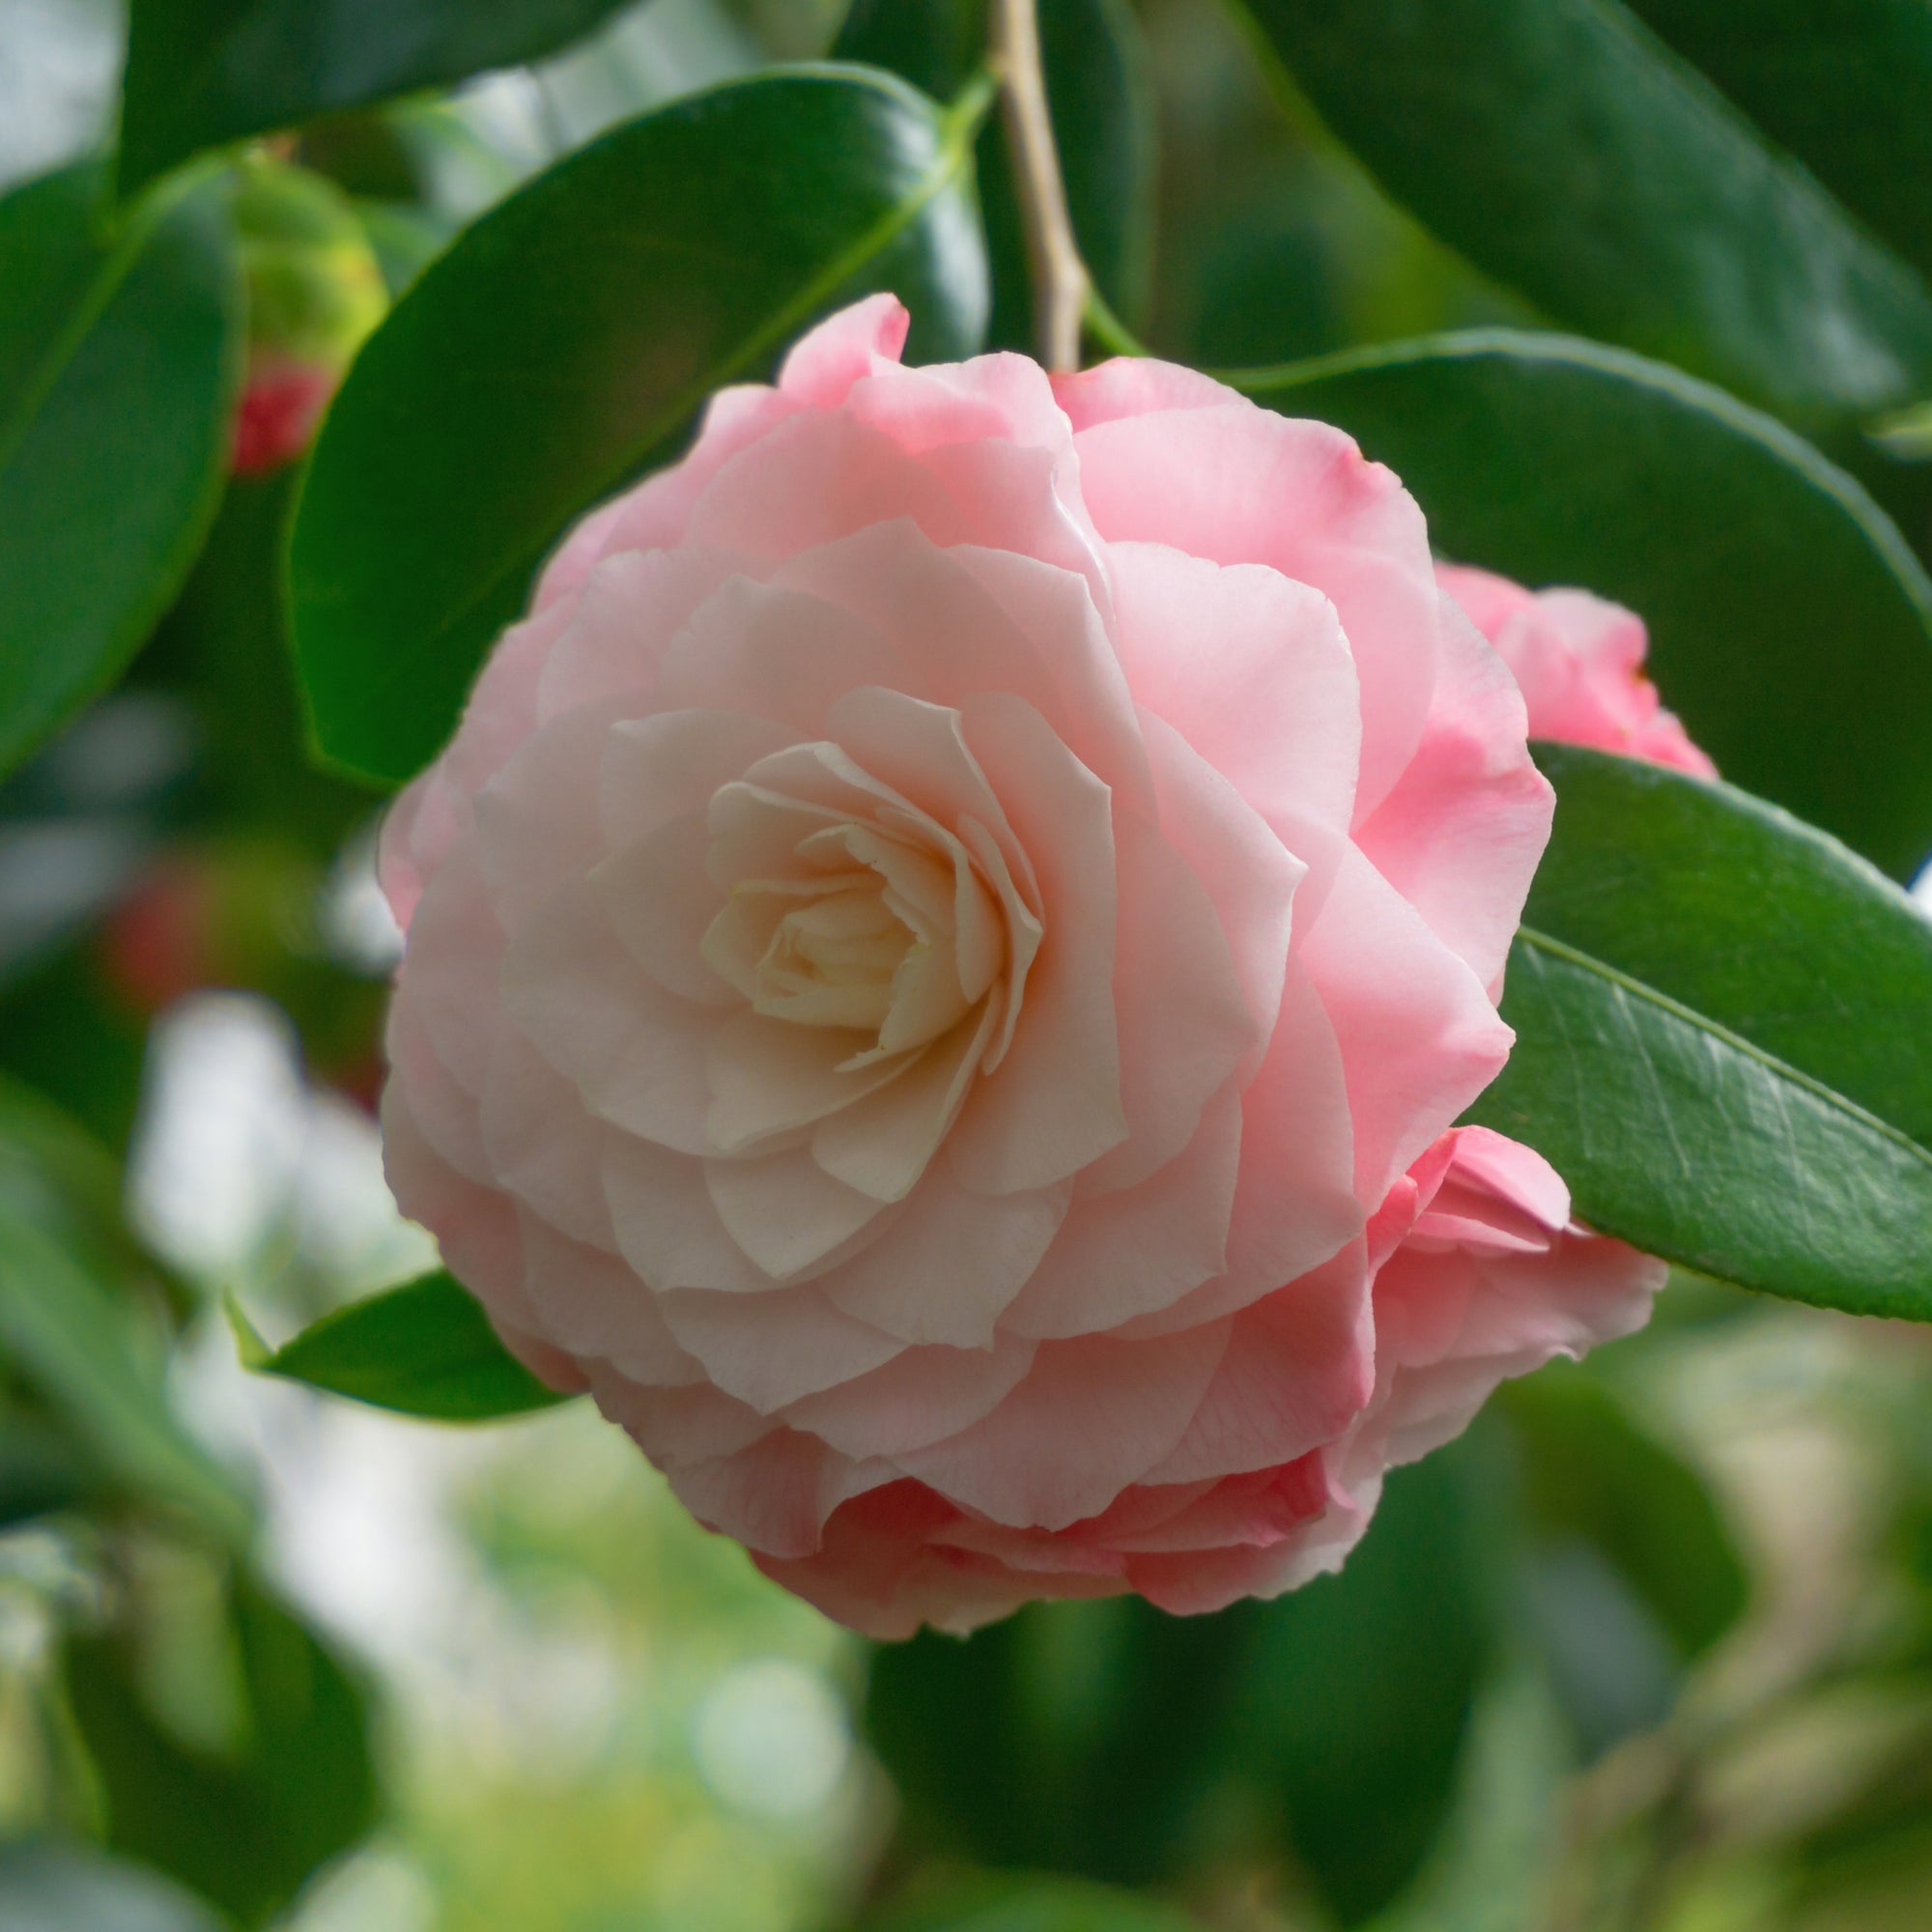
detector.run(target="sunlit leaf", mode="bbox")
[288,68,993,785]
[1238,330,1932,880]
[240,1270,571,1421]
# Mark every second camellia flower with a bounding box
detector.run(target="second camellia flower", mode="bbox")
[380,297,1668,1636]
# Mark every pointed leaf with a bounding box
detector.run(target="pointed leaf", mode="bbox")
[1469,745,1932,1320]
[0,166,242,776]
[287,67,993,786]
[1229,0,1932,417]
[246,1269,571,1420]
[1237,330,1932,880]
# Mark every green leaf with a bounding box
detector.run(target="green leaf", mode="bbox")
[1210,1452,1490,1923]
[244,1269,571,1420]
[1226,0,1932,417]
[864,1455,1490,1923]
[288,67,993,786]
[1236,330,1932,881]
[1501,1365,1747,1662]
[66,1574,378,1930]
[0,166,243,778]
[0,1204,249,1541]
[867,1875,1203,1932]
[1468,744,1932,1321]
[836,0,1158,348]
[118,0,637,198]
[1622,0,1932,287]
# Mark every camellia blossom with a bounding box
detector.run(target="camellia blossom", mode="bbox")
[1436,563,1717,779]
[380,296,1665,1637]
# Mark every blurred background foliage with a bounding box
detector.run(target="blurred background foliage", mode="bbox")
[2,1,1932,1929]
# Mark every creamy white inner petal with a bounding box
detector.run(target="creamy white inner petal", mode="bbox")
[695,753,1024,1169]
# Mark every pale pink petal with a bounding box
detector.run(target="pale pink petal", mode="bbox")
[1297,844,1513,1204]
[1107,543,1361,867]
[535,548,755,721]
[1139,715,1303,1067]
[516,1211,701,1382]
[592,811,736,1006]
[895,1322,1231,1530]
[478,1026,618,1249]
[602,1133,781,1294]
[1140,1242,1374,1485]
[1049,354,1240,430]
[473,697,630,930]
[820,1167,1073,1347]
[1073,808,1259,1195]
[943,694,1127,1193]
[1352,590,1553,992]
[704,1142,892,1279]
[783,1331,1039,1460]
[597,707,799,849]
[500,874,721,1154]
[777,293,910,405]
[1071,403,1440,817]
[1001,1083,1243,1339]
[651,575,903,733]
[656,1283,904,1411]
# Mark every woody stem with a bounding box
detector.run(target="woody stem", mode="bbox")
[989,0,1089,372]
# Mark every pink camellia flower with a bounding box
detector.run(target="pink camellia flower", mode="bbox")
[1436,563,1717,779]
[380,297,1663,1636]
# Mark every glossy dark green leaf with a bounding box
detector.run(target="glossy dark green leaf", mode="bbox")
[836,0,1157,347]
[1237,330,1932,880]
[0,1205,248,1539]
[1502,1365,1747,1662]
[118,0,636,197]
[1468,745,1932,1320]
[867,1874,1203,1932]
[288,68,992,785]
[1210,1452,1489,1922]
[0,167,242,777]
[865,1455,1489,1922]
[1229,0,1932,417]
[243,1269,571,1420]
[1624,0,1932,286]
[67,1575,378,1929]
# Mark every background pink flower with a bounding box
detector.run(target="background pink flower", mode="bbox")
[379,298,1663,1636]
[1437,561,1717,779]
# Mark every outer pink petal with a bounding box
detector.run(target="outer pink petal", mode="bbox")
[1297,844,1514,1204]
[776,293,910,404]
[894,1321,1230,1530]
[1071,403,1439,818]
[1351,590,1553,993]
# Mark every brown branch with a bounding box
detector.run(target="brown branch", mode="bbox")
[989,0,1088,371]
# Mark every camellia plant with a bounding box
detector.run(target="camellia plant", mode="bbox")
[6,0,1932,1926]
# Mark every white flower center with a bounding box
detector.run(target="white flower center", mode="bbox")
[701,814,998,1062]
